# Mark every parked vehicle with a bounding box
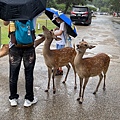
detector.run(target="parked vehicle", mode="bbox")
[70,5,92,25]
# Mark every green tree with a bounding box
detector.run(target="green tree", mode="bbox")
[92,0,110,10]
[47,0,93,13]
[47,0,57,8]
[110,0,120,13]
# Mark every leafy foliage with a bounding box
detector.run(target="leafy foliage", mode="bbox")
[110,0,120,12]
[92,0,120,12]
[47,0,120,13]
[47,0,93,13]
[47,0,57,8]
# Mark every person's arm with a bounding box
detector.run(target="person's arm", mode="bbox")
[54,22,64,36]
[54,29,63,36]
[3,21,10,26]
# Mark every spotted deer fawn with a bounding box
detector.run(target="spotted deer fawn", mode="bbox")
[42,25,77,94]
[74,39,110,104]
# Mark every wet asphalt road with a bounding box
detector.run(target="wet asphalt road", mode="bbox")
[0,15,120,120]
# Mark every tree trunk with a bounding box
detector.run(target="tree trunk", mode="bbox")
[64,2,70,14]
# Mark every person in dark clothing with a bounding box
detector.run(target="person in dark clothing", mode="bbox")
[3,18,40,107]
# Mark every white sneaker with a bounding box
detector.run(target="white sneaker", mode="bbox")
[24,97,38,107]
[9,99,18,107]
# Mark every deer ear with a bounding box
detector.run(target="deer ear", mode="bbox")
[89,45,96,49]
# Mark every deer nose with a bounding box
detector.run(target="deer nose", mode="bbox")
[76,44,79,48]
[42,25,45,30]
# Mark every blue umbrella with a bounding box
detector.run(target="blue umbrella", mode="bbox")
[45,8,77,38]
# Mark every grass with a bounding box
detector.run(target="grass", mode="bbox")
[0,13,56,44]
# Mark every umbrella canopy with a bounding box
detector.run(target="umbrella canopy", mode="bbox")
[45,8,77,38]
[0,0,47,20]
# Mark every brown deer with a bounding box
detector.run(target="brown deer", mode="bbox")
[0,44,9,58]
[74,39,110,104]
[42,25,77,94]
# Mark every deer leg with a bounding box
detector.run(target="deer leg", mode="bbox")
[103,74,106,91]
[52,69,56,94]
[79,78,89,104]
[77,77,83,104]
[62,64,70,83]
[93,73,103,94]
[45,67,52,92]
[71,64,77,89]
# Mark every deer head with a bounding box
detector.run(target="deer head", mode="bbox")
[76,39,96,53]
[42,25,61,41]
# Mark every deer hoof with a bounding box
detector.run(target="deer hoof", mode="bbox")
[93,91,96,94]
[74,86,77,89]
[77,98,83,104]
[103,87,106,91]
[62,81,65,84]
[79,101,83,104]
[53,91,56,94]
[77,97,80,101]
[45,89,48,92]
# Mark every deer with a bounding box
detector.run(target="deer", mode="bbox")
[34,35,45,48]
[42,25,77,94]
[74,39,110,104]
[0,44,9,58]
